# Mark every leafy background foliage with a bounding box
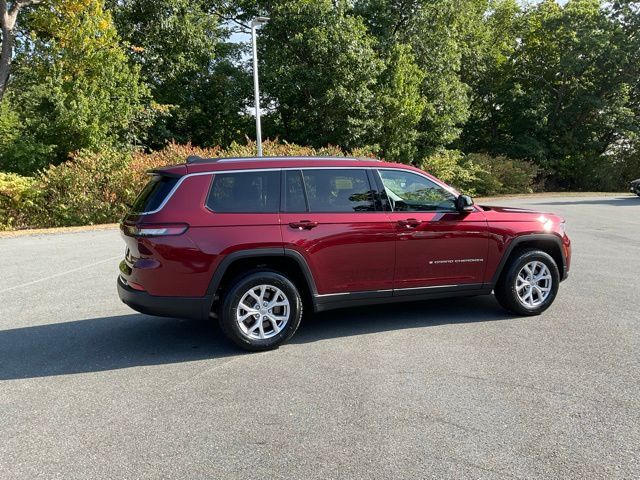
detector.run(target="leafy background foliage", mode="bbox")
[0,141,373,230]
[0,0,639,229]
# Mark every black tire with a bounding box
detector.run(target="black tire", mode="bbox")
[494,249,560,316]
[219,270,303,351]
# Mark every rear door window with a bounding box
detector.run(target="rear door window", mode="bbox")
[131,175,179,213]
[300,169,376,212]
[282,170,307,212]
[207,171,280,213]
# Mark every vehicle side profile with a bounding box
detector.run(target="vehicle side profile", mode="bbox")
[117,156,571,351]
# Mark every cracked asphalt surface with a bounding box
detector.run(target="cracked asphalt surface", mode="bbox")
[1,195,638,479]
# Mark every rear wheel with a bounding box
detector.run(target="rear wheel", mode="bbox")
[219,271,303,351]
[495,249,560,316]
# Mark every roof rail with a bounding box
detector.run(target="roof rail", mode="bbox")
[187,155,381,164]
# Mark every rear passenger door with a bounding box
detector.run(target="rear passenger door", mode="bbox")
[202,169,284,253]
[280,168,396,295]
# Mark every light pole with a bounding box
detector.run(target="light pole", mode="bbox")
[251,16,269,157]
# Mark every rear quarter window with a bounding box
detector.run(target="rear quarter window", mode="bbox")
[131,175,179,213]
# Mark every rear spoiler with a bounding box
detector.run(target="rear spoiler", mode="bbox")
[146,168,185,179]
[186,155,218,164]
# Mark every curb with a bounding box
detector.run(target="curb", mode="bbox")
[0,223,119,238]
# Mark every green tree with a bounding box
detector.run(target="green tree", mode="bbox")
[106,0,251,148]
[463,0,639,189]
[0,0,46,101]
[259,0,383,150]
[157,0,480,162]
[375,43,425,162]
[1,0,151,173]
[606,0,640,185]
[355,0,488,155]
[460,0,520,153]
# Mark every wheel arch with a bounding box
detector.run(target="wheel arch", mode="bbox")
[205,248,318,315]
[490,234,566,287]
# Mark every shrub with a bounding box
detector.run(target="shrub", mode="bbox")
[0,140,379,230]
[420,150,538,196]
[468,153,539,195]
[420,149,485,196]
[36,149,134,227]
[0,173,42,230]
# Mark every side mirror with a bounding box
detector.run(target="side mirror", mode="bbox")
[455,194,475,213]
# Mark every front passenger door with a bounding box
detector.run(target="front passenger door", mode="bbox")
[376,169,489,290]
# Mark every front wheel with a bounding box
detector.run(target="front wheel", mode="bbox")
[495,249,560,316]
[219,271,303,351]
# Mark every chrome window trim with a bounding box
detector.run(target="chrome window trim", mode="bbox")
[137,165,452,216]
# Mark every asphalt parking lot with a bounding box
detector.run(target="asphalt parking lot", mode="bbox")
[1,195,639,479]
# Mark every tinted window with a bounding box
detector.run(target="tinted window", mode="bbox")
[379,170,457,212]
[283,170,307,212]
[131,175,179,213]
[301,169,375,212]
[207,171,280,213]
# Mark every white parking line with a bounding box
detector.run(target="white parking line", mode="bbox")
[0,255,121,294]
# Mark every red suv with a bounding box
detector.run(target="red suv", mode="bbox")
[118,156,571,351]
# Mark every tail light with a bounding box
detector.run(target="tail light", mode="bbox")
[122,223,189,237]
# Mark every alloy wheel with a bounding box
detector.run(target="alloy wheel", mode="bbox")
[515,261,552,308]
[236,284,290,340]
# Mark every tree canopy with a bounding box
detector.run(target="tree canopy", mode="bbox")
[1,0,150,173]
[0,0,638,189]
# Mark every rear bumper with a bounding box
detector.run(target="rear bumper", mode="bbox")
[117,277,208,320]
[562,235,571,281]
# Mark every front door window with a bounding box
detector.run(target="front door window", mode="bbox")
[379,169,457,212]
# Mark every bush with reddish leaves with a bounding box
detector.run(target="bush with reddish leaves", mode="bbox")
[1,141,375,230]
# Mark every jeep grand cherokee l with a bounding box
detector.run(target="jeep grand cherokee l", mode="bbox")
[118,156,571,351]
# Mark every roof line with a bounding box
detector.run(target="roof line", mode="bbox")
[186,155,382,164]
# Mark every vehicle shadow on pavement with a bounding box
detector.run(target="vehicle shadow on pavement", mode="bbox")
[0,314,237,380]
[0,296,511,380]
[292,295,512,344]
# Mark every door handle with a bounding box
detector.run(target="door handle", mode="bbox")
[397,218,421,228]
[289,220,319,230]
